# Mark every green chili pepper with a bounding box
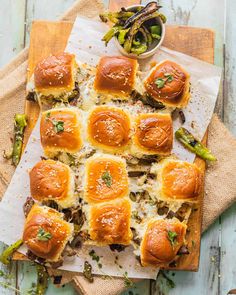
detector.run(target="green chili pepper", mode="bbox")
[12,114,27,166]
[175,127,216,162]
[150,25,161,39]
[118,28,130,45]
[0,239,23,265]
[131,43,148,55]
[102,26,122,46]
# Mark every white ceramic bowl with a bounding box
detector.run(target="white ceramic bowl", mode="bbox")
[114,4,165,59]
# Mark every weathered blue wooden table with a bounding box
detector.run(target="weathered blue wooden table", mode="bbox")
[0,1,235,294]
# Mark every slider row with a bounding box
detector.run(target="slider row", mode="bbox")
[27,53,191,110]
[29,156,203,209]
[23,204,187,267]
[40,106,173,157]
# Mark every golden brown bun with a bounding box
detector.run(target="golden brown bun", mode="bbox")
[87,106,131,151]
[94,56,138,96]
[29,159,76,208]
[34,52,77,96]
[140,219,187,267]
[84,154,129,204]
[23,204,73,262]
[133,113,173,155]
[161,160,202,201]
[144,60,190,107]
[89,199,132,245]
[40,108,83,156]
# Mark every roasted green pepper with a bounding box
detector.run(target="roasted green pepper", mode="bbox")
[102,26,121,46]
[175,127,216,161]
[12,114,27,166]
[150,25,161,39]
[118,28,130,45]
[0,239,23,265]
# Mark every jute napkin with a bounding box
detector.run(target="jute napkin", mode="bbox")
[0,0,236,294]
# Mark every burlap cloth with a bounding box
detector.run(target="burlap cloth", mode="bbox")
[0,0,236,294]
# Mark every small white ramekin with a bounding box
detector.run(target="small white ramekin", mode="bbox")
[114,4,165,60]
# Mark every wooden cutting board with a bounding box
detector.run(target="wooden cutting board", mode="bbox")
[19,1,214,273]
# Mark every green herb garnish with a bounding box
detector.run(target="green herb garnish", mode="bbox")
[155,73,174,89]
[37,228,52,241]
[123,271,133,288]
[89,249,103,269]
[164,73,174,82]
[89,249,100,263]
[52,120,64,133]
[175,127,216,162]
[46,112,51,119]
[167,231,178,247]
[83,261,94,283]
[155,78,165,89]
[101,171,112,187]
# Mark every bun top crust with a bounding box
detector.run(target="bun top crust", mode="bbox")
[144,60,190,107]
[84,155,129,204]
[94,56,138,96]
[87,106,131,151]
[34,53,77,95]
[29,159,72,202]
[89,199,132,245]
[133,113,173,155]
[161,160,202,200]
[140,219,187,267]
[23,205,73,262]
[40,108,83,155]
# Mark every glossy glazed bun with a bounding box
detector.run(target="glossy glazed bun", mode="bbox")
[29,159,76,208]
[89,199,132,245]
[160,159,202,201]
[133,113,173,155]
[144,60,190,107]
[87,106,131,152]
[84,154,129,204]
[94,56,138,97]
[34,52,77,96]
[140,219,187,267]
[23,204,74,262]
[40,108,83,157]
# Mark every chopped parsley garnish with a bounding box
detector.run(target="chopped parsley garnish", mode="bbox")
[164,72,174,82]
[89,249,100,262]
[155,78,165,88]
[155,73,174,89]
[52,120,64,133]
[167,230,178,247]
[101,171,112,187]
[123,271,133,288]
[37,228,52,241]
[46,112,51,119]
[89,249,103,269]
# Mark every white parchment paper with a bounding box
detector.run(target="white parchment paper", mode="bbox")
[0,16,222,279]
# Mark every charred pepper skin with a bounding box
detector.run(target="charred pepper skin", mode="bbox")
[175,127,216,162]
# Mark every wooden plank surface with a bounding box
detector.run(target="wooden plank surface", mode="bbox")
[0,0,235,294]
